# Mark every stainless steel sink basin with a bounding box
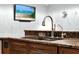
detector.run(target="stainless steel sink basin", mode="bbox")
[45,37,63,41]
[22,36,63,41]
[34,36,63,41]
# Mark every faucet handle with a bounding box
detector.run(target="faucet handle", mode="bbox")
[61,33,66,38]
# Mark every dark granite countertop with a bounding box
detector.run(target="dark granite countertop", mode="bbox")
[0,37,79,49]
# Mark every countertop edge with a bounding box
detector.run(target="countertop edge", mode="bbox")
[0,37,79,49]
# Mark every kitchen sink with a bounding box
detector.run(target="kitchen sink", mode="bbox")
[22,36,63,41]
[45,37,63,41]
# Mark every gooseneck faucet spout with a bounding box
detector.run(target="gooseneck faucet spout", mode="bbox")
[42,16,54,38]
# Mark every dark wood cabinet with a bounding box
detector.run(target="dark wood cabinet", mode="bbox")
[30,43,57,54]
[59,47,79,54]
[2,39,11,54]
[10,40,30,54]
[2,38,79,54]
[2,38,57,54]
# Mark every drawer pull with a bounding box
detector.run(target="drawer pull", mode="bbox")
[32,50,45,54]
[12,42,26,46]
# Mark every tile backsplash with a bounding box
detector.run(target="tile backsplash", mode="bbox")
[24,30,79,38]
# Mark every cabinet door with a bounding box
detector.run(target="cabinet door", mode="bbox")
[30,43,57,54]
[2,40,11,54]
[10,40,29,54]
[59,47,79,54]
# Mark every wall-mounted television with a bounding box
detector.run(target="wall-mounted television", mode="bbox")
[14,4,36,21]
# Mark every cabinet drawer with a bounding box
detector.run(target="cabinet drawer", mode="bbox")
[11,41,28,51]
[11,40,29,54]
[11,46,27,51]
[11,41,26,46]
[30,43,57,49]
[30,43,57,54]
[30,48,57,54]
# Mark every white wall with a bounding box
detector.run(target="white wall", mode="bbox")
[1,4,79,37]
[48,4,79,31]
[25,4,51,30]
[0,4,50,37]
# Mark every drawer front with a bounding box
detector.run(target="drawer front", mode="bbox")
[11,41,26,46]
[30,43,57,54]
[30,43,57,49]
[30,48,57,54]
[11,41,27,48]
[11,40,29,53]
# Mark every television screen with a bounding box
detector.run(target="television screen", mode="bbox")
[14,4,36,21]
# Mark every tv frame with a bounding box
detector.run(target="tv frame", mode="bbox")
[14,4,36,22]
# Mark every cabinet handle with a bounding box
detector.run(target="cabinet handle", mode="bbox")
[12,42,26,46]
[32,50,45,54]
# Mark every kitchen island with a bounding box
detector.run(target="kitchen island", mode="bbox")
[1,37,79,54]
